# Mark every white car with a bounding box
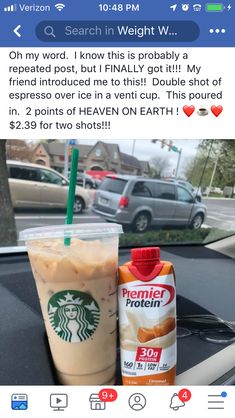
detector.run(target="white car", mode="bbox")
[167,179,202,202]
[7,160,89,213]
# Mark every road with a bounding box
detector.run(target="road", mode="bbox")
[202,198,235,231]
[15,211,103,233]
[15,198,235,234]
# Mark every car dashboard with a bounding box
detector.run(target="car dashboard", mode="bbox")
[0,245,235,385]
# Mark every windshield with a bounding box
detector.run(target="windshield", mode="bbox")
[1,139,235,250]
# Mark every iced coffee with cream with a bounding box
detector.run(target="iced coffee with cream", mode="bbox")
[20,223,122,385]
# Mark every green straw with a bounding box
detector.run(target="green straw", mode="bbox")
[64,147,79,246]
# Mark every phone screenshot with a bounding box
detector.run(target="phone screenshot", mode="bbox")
[0,0,234,416]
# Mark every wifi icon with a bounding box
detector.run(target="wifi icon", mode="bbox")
[55,3,65,11]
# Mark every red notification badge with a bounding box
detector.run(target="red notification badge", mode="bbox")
[178,388,192,403]
[99,389,118,403]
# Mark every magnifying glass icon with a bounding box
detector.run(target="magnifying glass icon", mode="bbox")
[44,25,56,38]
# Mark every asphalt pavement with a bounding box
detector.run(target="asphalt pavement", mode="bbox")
[14,198,235,234]
[15,210,103,233]
[202,198,235,231]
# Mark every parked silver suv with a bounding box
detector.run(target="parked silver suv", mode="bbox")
[92,175,207,232]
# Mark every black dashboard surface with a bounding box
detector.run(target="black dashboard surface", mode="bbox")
[0,246,234,385]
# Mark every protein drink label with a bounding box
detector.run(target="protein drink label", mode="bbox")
[118,273,176,380]
[48,290,100,343]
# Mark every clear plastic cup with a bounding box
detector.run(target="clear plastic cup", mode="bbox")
[20,223,122,385]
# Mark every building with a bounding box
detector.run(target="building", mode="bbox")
[85,141,143,175]
[31,140,150,176]
[140,160,151,176]
[31,142,51,167]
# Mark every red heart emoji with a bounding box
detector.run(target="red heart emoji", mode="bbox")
[183,105,195,117]
[211,105,223,117]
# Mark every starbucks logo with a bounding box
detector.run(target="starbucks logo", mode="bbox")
[48,290,100,343]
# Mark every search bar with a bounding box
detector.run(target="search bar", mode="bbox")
[36,21,200,42]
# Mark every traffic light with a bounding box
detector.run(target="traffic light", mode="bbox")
[152,139,180,154]
[168,140,173,151]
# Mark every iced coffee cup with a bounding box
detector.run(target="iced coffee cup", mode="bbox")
[20,223,122,385]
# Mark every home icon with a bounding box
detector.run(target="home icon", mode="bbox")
[89,394,106,410]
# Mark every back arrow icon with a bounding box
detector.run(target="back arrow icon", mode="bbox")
[14,25,21,37]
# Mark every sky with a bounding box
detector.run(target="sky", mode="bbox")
[78,139,201,177]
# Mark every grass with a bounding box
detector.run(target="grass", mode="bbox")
[207,193,224,198]
[207,192,235,198]
[119,228,234,247]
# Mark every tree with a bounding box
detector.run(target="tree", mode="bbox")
[0,140,17,246]
[150,155,172,178]
[185,154,213,187]
[185,140,235,189]
[6,139,34,162]
[216,140,235,187]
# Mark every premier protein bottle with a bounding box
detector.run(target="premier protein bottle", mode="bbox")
[118,247,176,385]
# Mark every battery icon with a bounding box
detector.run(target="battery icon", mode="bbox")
[205,3,225,11]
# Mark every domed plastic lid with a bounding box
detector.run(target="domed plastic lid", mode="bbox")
[131,247,160,263]
[19,223,123,241]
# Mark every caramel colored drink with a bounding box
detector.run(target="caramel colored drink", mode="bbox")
[20,224,122,385]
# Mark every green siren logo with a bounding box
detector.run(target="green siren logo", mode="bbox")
[48,290,100,343]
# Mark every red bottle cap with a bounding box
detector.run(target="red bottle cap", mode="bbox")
[131,247,160,264]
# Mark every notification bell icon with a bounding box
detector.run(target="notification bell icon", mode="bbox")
[169,393,185,411]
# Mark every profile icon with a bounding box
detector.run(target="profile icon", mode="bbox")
[128,393,146,411]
